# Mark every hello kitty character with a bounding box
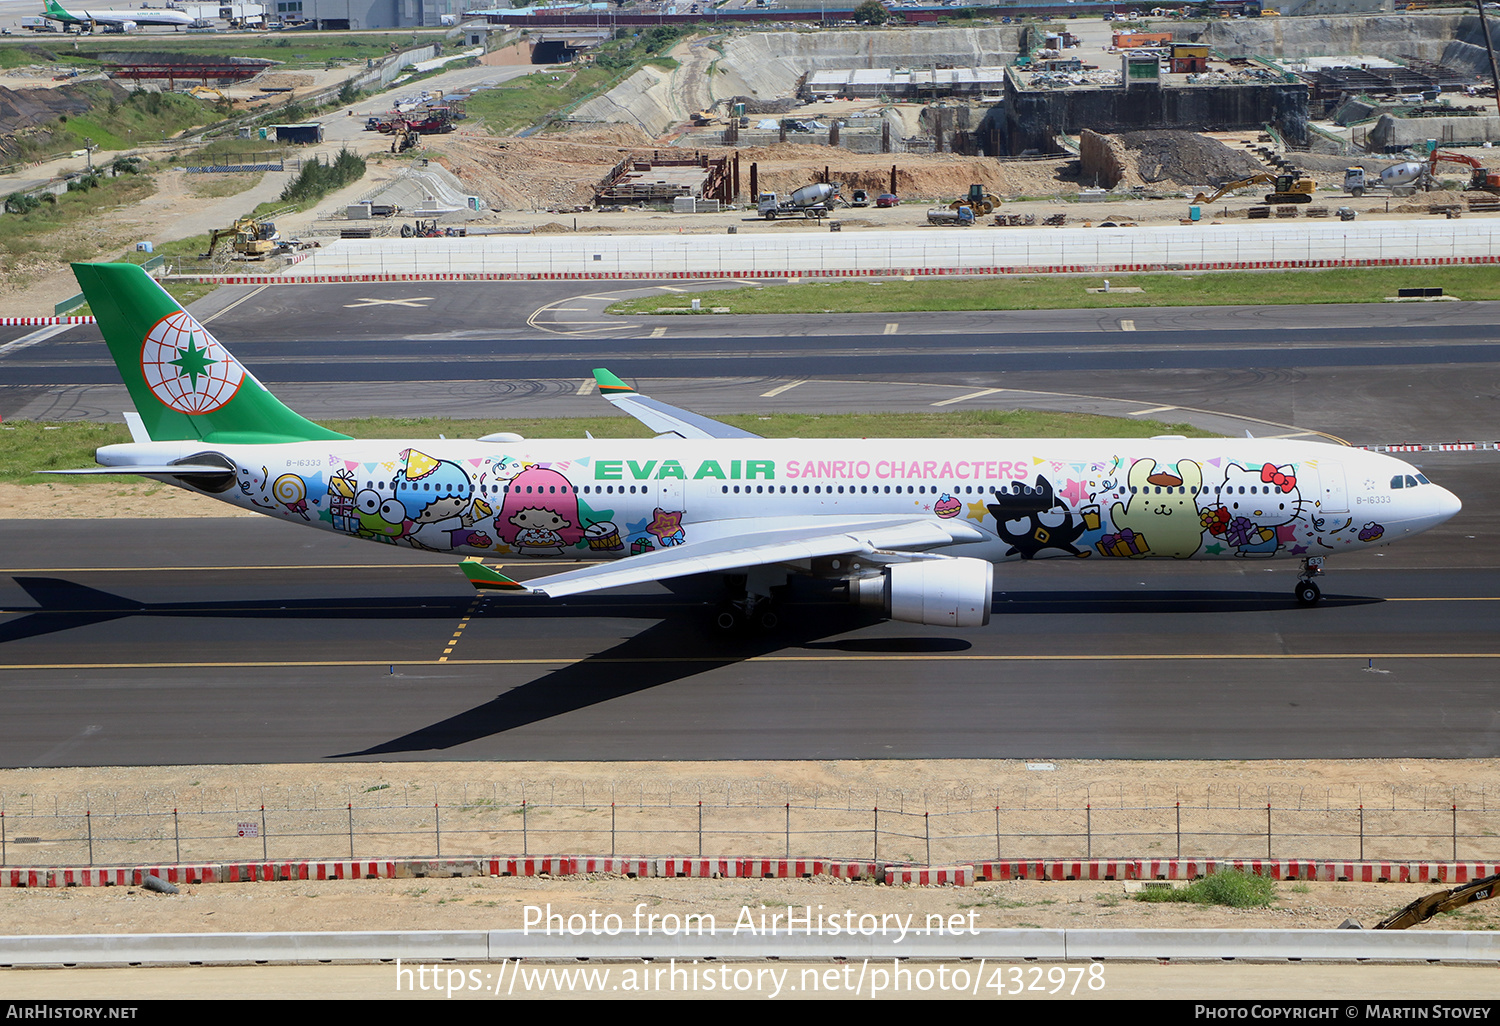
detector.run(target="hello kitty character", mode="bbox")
[1206,462,1304,558]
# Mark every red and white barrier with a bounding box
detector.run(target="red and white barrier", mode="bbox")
[886,865,974,887]
[5,857,1497,888]
[742,858,826,879]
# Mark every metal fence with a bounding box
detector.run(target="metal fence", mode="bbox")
[4,783,1499,868]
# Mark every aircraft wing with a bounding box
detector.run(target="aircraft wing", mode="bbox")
[463,515,987,597]
[593,368,761,440]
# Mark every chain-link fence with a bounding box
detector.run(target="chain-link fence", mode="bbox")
[4,782,1499,867]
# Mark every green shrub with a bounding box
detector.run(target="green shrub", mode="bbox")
[1132,870,1277,908]
[5,191,40,214]
[280,146,366,205]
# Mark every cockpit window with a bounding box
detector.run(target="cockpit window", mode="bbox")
[1390,475,1404,489]
[1405,475,1419,488]
[1416,474,1430,485]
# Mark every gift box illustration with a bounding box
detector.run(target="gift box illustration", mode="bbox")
[1096,529,1149,558]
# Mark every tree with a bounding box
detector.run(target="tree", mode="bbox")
[853,0,888,24]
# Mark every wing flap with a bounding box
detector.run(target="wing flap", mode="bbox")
[479,516,985,598]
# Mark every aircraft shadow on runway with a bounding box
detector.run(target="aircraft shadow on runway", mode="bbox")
[2,576,1380,757]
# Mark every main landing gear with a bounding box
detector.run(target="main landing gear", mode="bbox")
[1295,556,1325,607]
[713,571,787,633]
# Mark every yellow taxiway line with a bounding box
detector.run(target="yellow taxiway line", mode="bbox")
[4,653,1500,671]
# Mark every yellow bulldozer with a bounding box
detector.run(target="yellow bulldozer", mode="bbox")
[1193,170,1315,205]
[950,183,1002,216]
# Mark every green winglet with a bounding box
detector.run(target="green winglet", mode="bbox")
[592,367,635,395]
[460,559,528,592]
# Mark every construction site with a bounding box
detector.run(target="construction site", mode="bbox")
[365,10,1500,242]
[7,9,1500,289]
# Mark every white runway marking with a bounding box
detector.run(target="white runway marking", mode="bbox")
[342,297,432,309]
[931,387,1004,407]
[200,285,268,325]
[760,380,806,398]
[0,323,72,357]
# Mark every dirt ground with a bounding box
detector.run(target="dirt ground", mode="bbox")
[3,759,1500,936]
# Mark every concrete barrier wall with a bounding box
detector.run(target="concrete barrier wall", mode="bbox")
[3,927,1499,966]
[281,220,1500,279]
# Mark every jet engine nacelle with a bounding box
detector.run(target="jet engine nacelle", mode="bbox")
[849,557,993,627]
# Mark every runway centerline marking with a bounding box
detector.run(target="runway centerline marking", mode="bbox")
[576,378,597,396]
[932,387,1004,408]
[650,327,668,338]
[342,297,433,309]
[1129,405,1178,416]
[760,380,806,398]
[8,653,1500,671]
[884,323,898,335]
[1120,319,1136,332]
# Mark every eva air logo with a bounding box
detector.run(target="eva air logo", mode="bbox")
[139,311,244,414]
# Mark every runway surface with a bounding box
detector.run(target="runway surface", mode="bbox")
[0,450,1494,766]
[5,282,1500,443]
[2,280,1497,764]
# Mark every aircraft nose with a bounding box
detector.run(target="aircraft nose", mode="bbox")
[1432,485,1462,523]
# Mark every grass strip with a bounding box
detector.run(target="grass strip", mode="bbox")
[2,410,1213,485]
[606,267,1500,316]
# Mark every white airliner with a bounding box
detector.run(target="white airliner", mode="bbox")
[41,0,195,28]
[55,262,1462,628]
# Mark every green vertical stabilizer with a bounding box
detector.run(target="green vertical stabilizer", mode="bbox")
[73,262,349,444]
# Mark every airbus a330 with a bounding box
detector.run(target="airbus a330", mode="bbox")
[53,262,1462,629]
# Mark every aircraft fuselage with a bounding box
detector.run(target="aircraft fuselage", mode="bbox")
[95,436,1458,565]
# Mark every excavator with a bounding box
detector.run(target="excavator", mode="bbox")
[1372,872,1500,929]
[202,217,279,260]
[1192,170,1316,205]
[1428,149,1500,195]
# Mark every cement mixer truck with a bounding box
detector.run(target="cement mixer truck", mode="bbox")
[757,182,840,220]
[1343,162,1430,197]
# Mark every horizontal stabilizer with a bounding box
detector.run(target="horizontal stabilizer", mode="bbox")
[460,559,529,592]
[592,368,760,440]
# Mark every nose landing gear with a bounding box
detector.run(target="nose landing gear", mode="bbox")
[1295,556,1325,606]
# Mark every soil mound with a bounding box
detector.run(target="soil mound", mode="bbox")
[1119,130,1263,185]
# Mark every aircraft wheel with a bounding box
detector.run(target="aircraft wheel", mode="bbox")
[713,607,741,632]
[756,605,781,632]
[1295,580,1322,607]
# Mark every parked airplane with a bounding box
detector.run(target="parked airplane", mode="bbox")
[56,262,1461,628]
[40,0,195,28]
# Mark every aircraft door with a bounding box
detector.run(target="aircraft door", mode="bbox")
[1313,460,1349,513]
[649,477,686,540]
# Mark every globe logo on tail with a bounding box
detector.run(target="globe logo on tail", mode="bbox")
[139,311,244,414]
